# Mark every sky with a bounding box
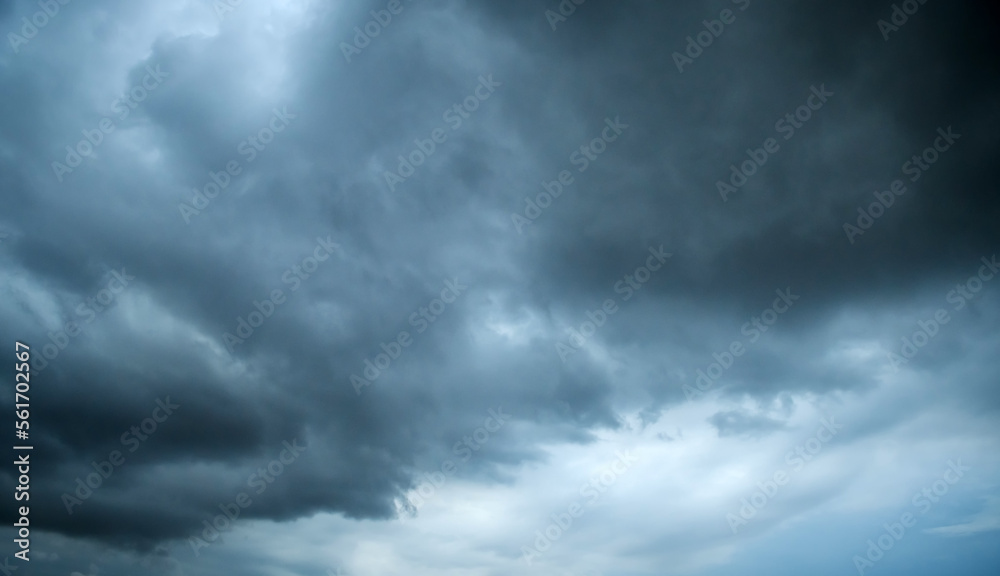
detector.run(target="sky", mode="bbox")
[0,0,999,575]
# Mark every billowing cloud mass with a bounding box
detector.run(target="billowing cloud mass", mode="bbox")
[1,0,998,575]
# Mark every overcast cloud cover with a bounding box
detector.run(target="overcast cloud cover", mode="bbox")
[1,0,999,574]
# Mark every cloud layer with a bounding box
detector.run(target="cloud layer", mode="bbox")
[0,0,998,574]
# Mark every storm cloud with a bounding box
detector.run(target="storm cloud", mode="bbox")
[0,0,998,575]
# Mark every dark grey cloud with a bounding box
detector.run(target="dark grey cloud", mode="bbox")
[0,0,998,574]
[708,407,787,438]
